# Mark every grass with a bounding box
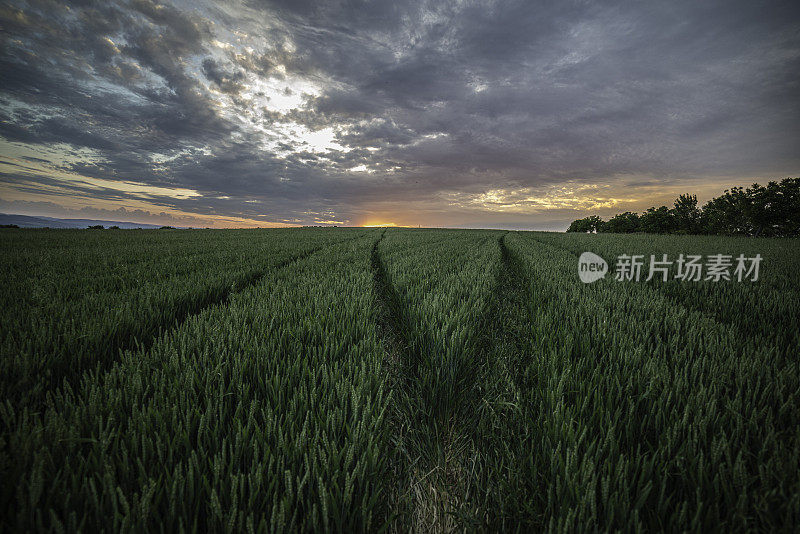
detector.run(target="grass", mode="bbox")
[1,227,798,531]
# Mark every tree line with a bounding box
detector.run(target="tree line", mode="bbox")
[567,177,800,237]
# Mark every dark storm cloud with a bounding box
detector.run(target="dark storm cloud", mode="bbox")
[1,0,799,226]
[201,58,245,94]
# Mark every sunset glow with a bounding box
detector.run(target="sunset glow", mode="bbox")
[0,1,797,229]
[361,222,405,228]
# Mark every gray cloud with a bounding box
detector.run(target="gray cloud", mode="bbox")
[0,0,798,227]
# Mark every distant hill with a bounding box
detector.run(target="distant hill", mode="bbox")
[0,213,170,229]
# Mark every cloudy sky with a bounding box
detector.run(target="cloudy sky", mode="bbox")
[1,0,798,229]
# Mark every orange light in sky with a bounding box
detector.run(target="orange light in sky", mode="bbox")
[361,222,401,227]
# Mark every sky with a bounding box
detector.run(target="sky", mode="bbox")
[0,0,798,230]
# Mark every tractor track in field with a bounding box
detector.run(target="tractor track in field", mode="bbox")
[372,230,537,531]
[370,229,428,531]
[10,233,367,410]
[371,230,475,533]
[446,232,547,529]
[489,232,538,394]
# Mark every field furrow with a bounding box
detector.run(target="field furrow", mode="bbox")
[1,234,394,532]
[487,232,800,531]
[375,229,501,531]
[0,228,368,408]
[1,227,798,531]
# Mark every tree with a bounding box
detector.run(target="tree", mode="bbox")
[567,215,603,233]
[702,187,750,235]
[744,178,800,237]
[599,212,639,233]
[642,206,676,233]
[672,194,702,234]
[773,177,800,236]
[565,177,800,237]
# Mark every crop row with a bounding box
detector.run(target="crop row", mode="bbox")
[531,231,800,357]
[465,232,800,531]
[1,228,798,531]
[374,229,502,530]
[1,232,395,531]
[0,228,365,406]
